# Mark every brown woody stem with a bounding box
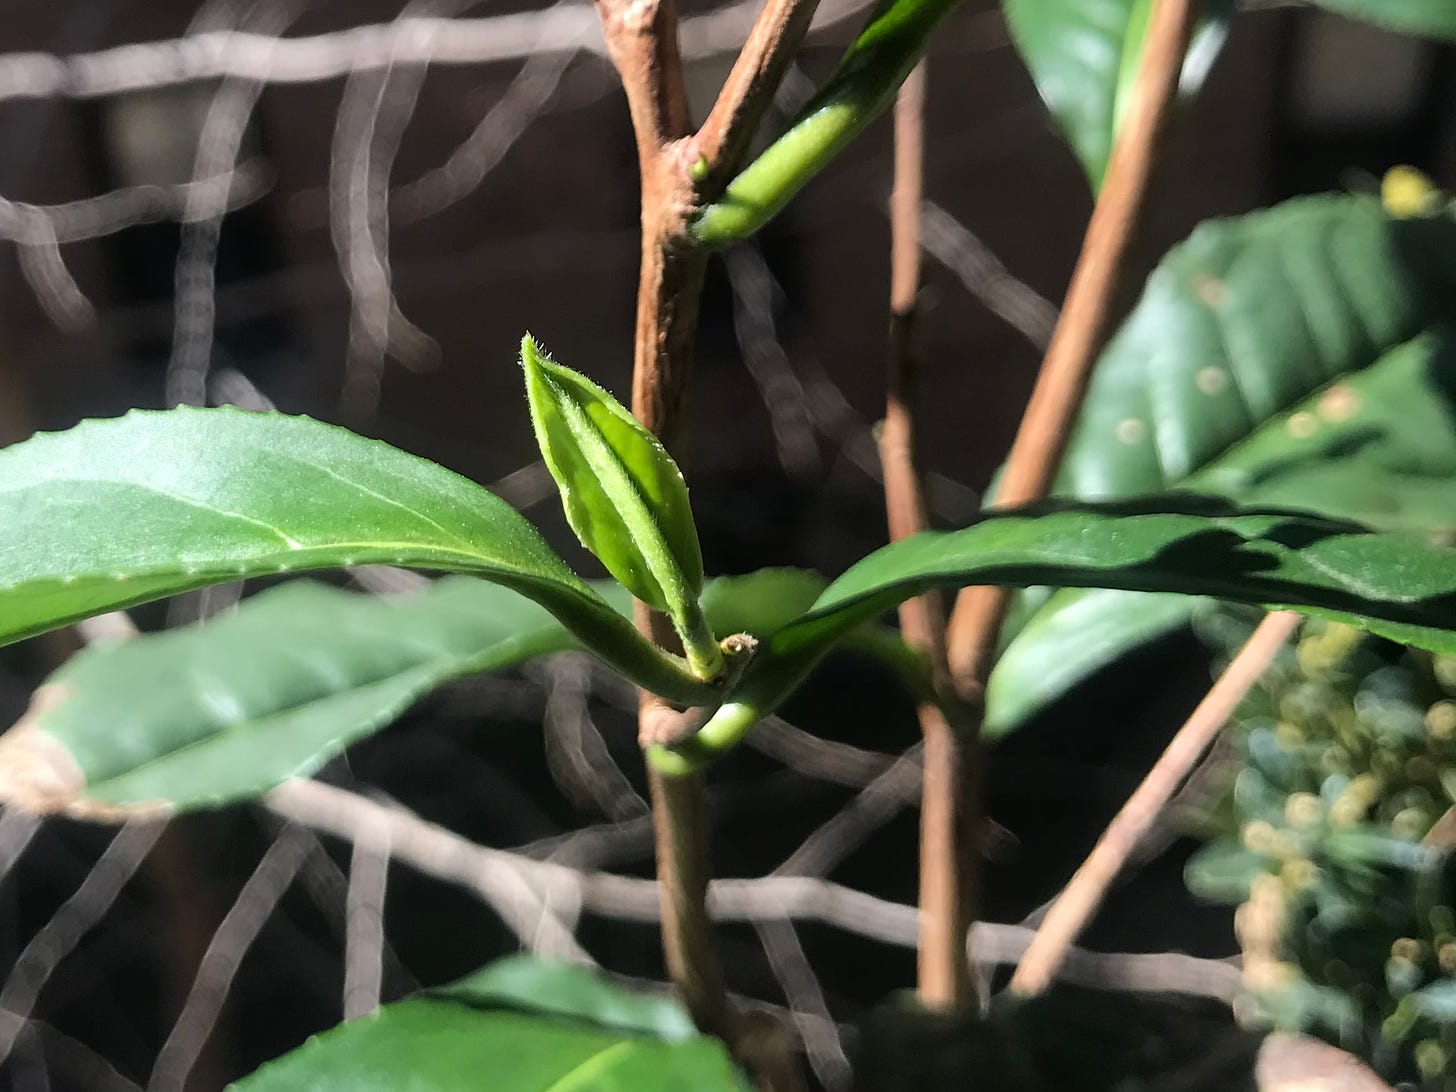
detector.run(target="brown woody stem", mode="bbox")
[594,0,820,1073]
[944,0,1203,703]
[1009,611,1300,996]
[880,61,979,1011]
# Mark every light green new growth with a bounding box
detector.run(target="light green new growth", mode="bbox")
[521,336,722,680]
[690,0,964,248]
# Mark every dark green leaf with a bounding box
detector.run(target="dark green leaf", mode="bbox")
[0,406,710,705]
[1308,0,1456,39]
[690,0,963,247]
[1002,0,1232,187]
[1055,199,1456,503]
[665,497,1456,772]
[1203,330,1456,532]
[987,197,1456,735]
[0,571,826,816]
[984,588,1191,738]
[231,959,748,1091]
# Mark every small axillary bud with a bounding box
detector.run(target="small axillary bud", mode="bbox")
[637,633,760,748]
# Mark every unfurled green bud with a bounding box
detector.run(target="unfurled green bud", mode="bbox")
[521,336,721,679]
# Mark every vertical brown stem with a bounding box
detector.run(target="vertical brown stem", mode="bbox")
[646,735,730,1033]
[596,0,821,1074]
[881,62,977,1010]
[595,0,728,1037]
[944,0,1202,702]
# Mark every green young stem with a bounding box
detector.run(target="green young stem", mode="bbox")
[676,597,727,680]
[690,0,964,248]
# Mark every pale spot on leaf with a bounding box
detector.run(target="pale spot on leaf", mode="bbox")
[1195,366,1229,395]
[1194,274,1225,308]
[1317,383,1359,422]
[1287,412,1318,439]
[1116,418,1146,444]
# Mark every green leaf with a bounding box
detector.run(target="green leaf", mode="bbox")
[0,571,827,816]
[984,588,1192,738]
[690,0,963,248]
[431,955,697,1039]
[521,337,704,618]
[0,405,713,706]
[1003,0,1232,187]
[231,959,748,1091]
[1055,199,1456,502]
[1308,0,1456,39]
[989,331,1456,735]
[986,196,1456,735]
[661,496,1456,773]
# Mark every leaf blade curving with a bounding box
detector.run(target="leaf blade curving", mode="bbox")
[0,406,710,705]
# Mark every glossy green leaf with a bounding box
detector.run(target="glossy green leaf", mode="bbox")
[989,331,1456,735]
[1003,0,1232,187]
[232,959,748,1091]
[0,571,827,816]
[1056,199,1456,502]
[660,497,1456,773]
[1309,0,1456,39]
[987,197,1456,735]
[984,588,1192,738]
[522,337,704,619]
[690,0,963,247]
[0,406,712,706]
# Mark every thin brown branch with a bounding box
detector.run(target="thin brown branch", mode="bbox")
[647,762,730,1033]
[597,0,693,159]
[945,0,1203,700]
[693,0,824,184]
[1009,610,1299,997]
[595,0,732,1044]
[880,61,979,1013]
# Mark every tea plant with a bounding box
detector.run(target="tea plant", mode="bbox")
[1,0,1455,1087]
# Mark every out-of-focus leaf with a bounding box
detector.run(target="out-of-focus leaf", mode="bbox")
[984,588,1191,738]
[0,571,826,817]
[1184,840,1268,904]
[690,0,963,247]
[987,196,1456,736]
[1002,0,1232,187]
[231,958,748,1091]
[1309,0,1456,39]
[432,955,696,1039]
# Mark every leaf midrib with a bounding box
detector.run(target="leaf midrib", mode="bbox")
[542,1039,636,1092]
